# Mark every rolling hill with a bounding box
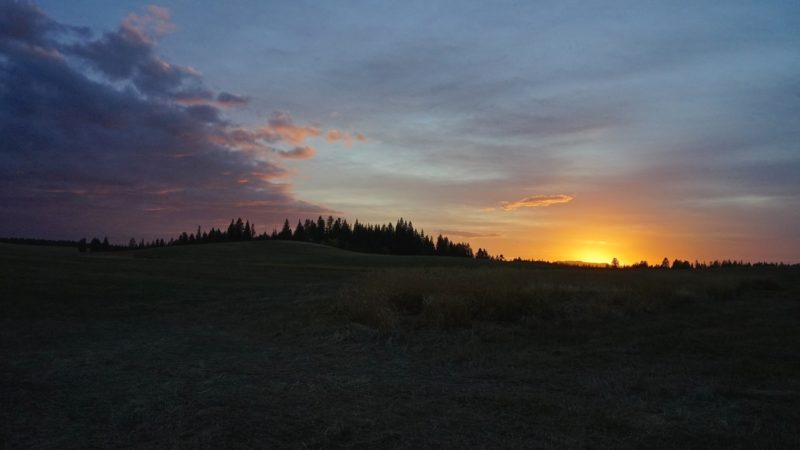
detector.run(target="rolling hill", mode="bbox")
[1,241,798,448]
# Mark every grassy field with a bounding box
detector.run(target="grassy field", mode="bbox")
[1,241,799,448]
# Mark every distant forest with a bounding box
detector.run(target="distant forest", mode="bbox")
[2,217,794,268]
[75,217,485,259]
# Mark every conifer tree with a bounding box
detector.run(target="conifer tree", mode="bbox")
[278,219,293,240]
[293,220,307,241]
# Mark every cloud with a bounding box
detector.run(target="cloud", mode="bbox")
[208,112,365,157]
[326,129,367,147]
[0,2,334,240]
[500,195,574,211]
[215,91,249,107]
[255,111,321,145]
[174,90,249,108]
[276,146,315,160]
[120,5,175,43]
[437,230,500,238]
[68,4,202,100]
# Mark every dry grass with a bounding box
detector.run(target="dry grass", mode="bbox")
[338,267,782,331]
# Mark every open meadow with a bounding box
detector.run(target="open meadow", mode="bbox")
[2,241,799,448]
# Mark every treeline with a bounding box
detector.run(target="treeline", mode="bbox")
[81,216,479,258]
[505,256,796,269]
[77,237,128,252]
[8,217,795,267]
[624,258,793,269]
[273,217,475,257]
[0,237,80,248]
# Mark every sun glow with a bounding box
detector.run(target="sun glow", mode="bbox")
[574,249,616,265]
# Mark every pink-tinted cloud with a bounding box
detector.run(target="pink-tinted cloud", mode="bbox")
[120,5,175,44]
[326,129,367,147]
[210,112,364,160]
[256,112,321,145]
[500,194,574,211]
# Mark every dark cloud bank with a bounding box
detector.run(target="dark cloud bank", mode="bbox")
[0,1,335,240]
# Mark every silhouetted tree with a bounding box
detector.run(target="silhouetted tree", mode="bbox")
[278,219,293,240]
[243,221,252,240]
[671,259,692,270]
[293,220,307,241]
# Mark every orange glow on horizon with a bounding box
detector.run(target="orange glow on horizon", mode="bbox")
[466,227,651,266]
[571,249,617,265]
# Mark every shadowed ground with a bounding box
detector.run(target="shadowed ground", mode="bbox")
[1,241,798,448]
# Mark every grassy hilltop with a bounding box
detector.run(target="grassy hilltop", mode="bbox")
[1,241,799,448]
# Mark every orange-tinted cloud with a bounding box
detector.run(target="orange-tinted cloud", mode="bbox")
[256,112,321,145]
[211,112,364,160]
[326,129,367,146]
[500,194,574,211]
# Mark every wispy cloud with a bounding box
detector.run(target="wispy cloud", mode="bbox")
[255,112,321,145]
[276,146,315,160]
[500,195,574,211]
[326,129,367,147]
[437,230,500,238]
[210,112,365,159]
[175,91,249,108]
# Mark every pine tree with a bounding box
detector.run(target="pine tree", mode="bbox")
[243,221,252,240]
[293,220,307,241]
[278,219,293,240]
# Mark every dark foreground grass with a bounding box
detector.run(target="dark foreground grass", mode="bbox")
[1,241,799,449]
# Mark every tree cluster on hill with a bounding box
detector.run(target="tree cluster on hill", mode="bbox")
[9,216,795,268]
[272,217,474,258]
[80,216,477,258]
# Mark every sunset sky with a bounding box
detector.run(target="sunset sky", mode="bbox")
[1,0,798,263]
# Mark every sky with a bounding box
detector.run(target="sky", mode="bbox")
[1,0,799,263]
